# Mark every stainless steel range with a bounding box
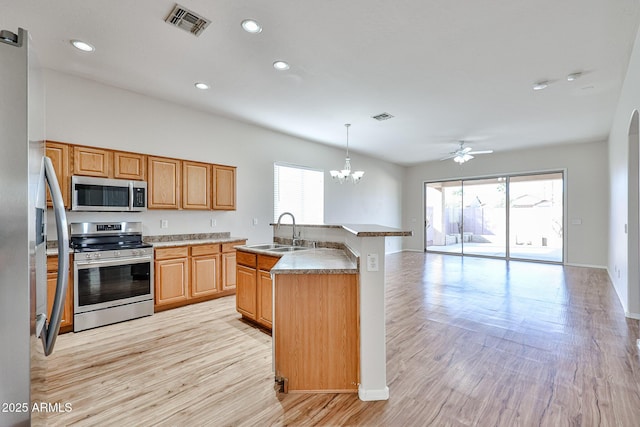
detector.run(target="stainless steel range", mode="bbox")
[70,222,154,332]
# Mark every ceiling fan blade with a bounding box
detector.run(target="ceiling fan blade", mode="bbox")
[468,150,494,155]
[439,154,457,161]
[461,146,473,154]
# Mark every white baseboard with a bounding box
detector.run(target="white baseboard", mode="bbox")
[358,386,389,401]
[399,249,423,253]
[564,262,607,269]
[625,311,640,320]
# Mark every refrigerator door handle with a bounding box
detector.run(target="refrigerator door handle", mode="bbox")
[41,156,69,356]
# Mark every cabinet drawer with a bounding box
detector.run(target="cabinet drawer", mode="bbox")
[222,241,243,253]
[191,244,220,257]
[258,254,280,271]
[155,246,189,260]
[236,251,257,267]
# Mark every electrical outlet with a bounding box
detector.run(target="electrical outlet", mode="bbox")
[210,218,216,227]
[367,254,379,272]
[253,218,258,226]
[161,220,168,229]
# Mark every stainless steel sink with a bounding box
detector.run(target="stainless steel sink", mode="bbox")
[247,243,290,250]
[270,246,308,252]
[247,243,308,252]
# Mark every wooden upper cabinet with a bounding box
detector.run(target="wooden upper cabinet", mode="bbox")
[44,141,70,208]
[183,161,211,210]
[73,146,112,178]
[114,151,146,180]
[212,165,236,210]
[148,156,181,209]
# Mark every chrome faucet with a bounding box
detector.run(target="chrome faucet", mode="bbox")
[277,212,300,246]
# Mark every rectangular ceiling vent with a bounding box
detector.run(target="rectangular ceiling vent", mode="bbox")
[372,112,394,121]
[165,4,210,36]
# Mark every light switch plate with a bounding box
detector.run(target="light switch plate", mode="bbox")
[367,254,379,272]
[160,219,168,229]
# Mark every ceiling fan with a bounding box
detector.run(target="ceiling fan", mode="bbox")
[440,141,494,164]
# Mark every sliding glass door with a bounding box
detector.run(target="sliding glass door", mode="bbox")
[509,173,563,262]
[462,178,506,257]
[425,181,462,254]
[425,172,563,263]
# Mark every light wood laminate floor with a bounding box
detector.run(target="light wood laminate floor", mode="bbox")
[35,253,640,426]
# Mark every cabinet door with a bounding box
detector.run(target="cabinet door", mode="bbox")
[148,156,181,209]
[191,255,220,298]
[221,251,237,291]
[155,257,189,305]
[236,265,257,319]
[46,270,73,330]
[73,146,112,177]
[114,151,146,180]
[183,161,211,210]
[212,165,236,210]
[45,141,70,208]
[257,270,273,329]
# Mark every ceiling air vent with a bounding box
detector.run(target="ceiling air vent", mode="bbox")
[165,4,210,36]
[372,112,394,121]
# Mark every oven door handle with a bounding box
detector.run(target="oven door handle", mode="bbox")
[39,156,69,356]
[75,256,153,269]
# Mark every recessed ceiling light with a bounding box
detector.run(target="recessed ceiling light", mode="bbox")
[241,19,262,33]
[533,81,549,91]
[567,72,582,82]
[70,39,95,52]
[273,61,290,71]
[194,82,210,90]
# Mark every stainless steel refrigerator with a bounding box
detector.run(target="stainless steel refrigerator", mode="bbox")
[0,28,69,427]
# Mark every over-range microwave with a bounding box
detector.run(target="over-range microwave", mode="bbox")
[71,176,147,212]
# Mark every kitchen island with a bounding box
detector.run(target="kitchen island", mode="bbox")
[237,223,411,401]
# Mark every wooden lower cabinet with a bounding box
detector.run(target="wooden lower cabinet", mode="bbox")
[274,273,359,393]
[257,271,273,329]
[191,244,220,298]
[221,243,238,291]
[46,255,73,333]
[154,240,244,312]
[236,265,257,318]
[155,255,189,306]
[236,250,279,330]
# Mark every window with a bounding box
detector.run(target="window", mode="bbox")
[274,162,324,224]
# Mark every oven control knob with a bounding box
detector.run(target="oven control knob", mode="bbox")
[115,251,121,256]
[132,250,139,256]
[85,253,91,259]
[140,249,146,255]
[93,253,101,259]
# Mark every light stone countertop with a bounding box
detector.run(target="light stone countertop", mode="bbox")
[269,222,412,237]
[148,236,247,248]
[237,246,358,275]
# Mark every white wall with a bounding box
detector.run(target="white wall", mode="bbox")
[608,25,640,318]
[43,70,404,252]
[402,140,609,267]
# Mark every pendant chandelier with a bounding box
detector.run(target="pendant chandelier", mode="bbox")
[330,124,365,184]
